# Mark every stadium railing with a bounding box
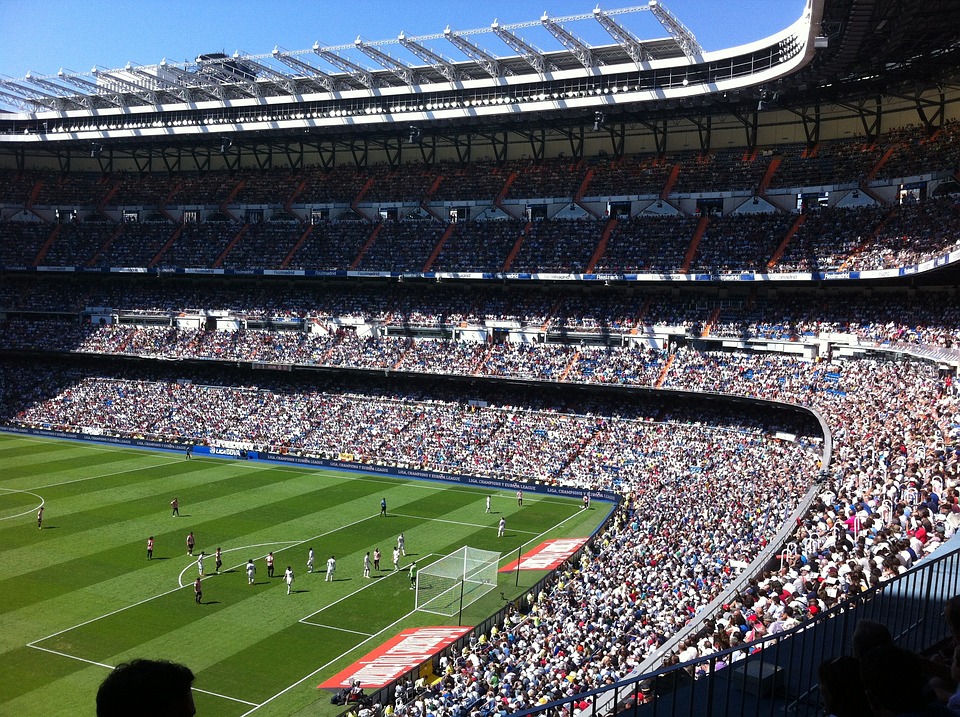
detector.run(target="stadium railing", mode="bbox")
[504,539,960,717]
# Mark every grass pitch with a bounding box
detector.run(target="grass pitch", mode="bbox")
[0,433,604,717]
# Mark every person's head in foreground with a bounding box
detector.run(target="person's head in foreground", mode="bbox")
[96,658,196,717]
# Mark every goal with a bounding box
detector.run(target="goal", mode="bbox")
[415,546,501,616]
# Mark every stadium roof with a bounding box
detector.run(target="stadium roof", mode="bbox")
[767,0,960,105]
[0,5,696,114]
[0,0,958,162]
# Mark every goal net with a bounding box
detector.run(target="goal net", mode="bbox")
[415,546,500,616]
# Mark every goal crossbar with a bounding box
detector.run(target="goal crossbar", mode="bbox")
[415,546,500,616]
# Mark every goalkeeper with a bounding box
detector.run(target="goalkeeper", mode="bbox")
[408,562,417,590]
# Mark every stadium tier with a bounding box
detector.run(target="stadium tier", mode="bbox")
[3,1,960,716]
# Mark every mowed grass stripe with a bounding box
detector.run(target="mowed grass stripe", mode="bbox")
[0,488,40,519]
[0,647,107,716]
[0,445,163,481]
[0,459,376,558]
[0,434,603,717]
[0,478,402,614]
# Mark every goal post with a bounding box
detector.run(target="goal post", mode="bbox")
[415,546,500,616]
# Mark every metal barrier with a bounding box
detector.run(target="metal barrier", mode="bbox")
[509,541,960,717]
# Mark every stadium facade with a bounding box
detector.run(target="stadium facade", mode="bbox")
[2,0,960,715]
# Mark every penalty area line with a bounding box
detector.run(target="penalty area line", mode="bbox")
[298,622,375,637]
[26,645,259,707]
[298,554,438,624]
[391,512,541,535]
[237,605,427,717]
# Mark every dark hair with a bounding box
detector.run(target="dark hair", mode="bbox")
[96,659,195,717]
[859,644,926,713]
[851,619,894,658]
[817,656,869,717]
[944,594,960,636]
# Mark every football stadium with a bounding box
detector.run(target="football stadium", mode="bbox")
[2,0,960,715]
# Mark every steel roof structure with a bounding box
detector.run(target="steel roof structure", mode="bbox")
[0,0,957,170]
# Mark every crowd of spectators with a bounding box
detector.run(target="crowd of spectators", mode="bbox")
[583,155,674,198]
[2,118,960,715]
[670,149,767,194]
[845,197,960,271]
[873,119,960,182]
[96,222,177,268]
[1,122,957,223]
[4,276,960,349]
[357,219,447,273]
[503,159,588,201]
[3,194,958,274]
[593,215,699,274]
[774,205,888,272]
[509,219,601,273]
[768,138,886,190]
[431,220,525,273]
[691,213,795,273]
[2,321,957,713]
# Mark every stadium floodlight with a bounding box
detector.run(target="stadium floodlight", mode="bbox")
[313,43,376,89]
[92,68,159,105]
[355,38,417,86]
[415,546,500,619]
[648,0,703,59]
[271,49,338,92]
[17,74,85,110]
[593,7,653,64]
[443,28,506,80]
[158,59,225,102]
[233,52,300,96]
[0,79,67,111]
[398,33,460,83]
[0,86,41,112]
[124,63,193,103]
[491,21,556,75]
[196,57,262,99]
[58,69,127,107]
[540,12,596,69]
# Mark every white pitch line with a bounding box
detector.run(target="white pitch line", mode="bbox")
[0,488,43,522]
[234,510,596,716]
[513,506,590,553]
[237,606,425,717]
[236,458,579,506]
[176,542,302,588]
[298,622,375,637]
[391,512,541,534]
[29,644,114,670]
[192,687,259,707]
[11,432,597,714]
[298,554,438,624]
[27,582,190,647]
[27,644,259,707]
[2,430,591,510]
[186,511,393,590]
[4,453,187,492]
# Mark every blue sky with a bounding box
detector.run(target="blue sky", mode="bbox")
[0,0,806,80]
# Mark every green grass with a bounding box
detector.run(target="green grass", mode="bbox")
[0,433,604,717]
